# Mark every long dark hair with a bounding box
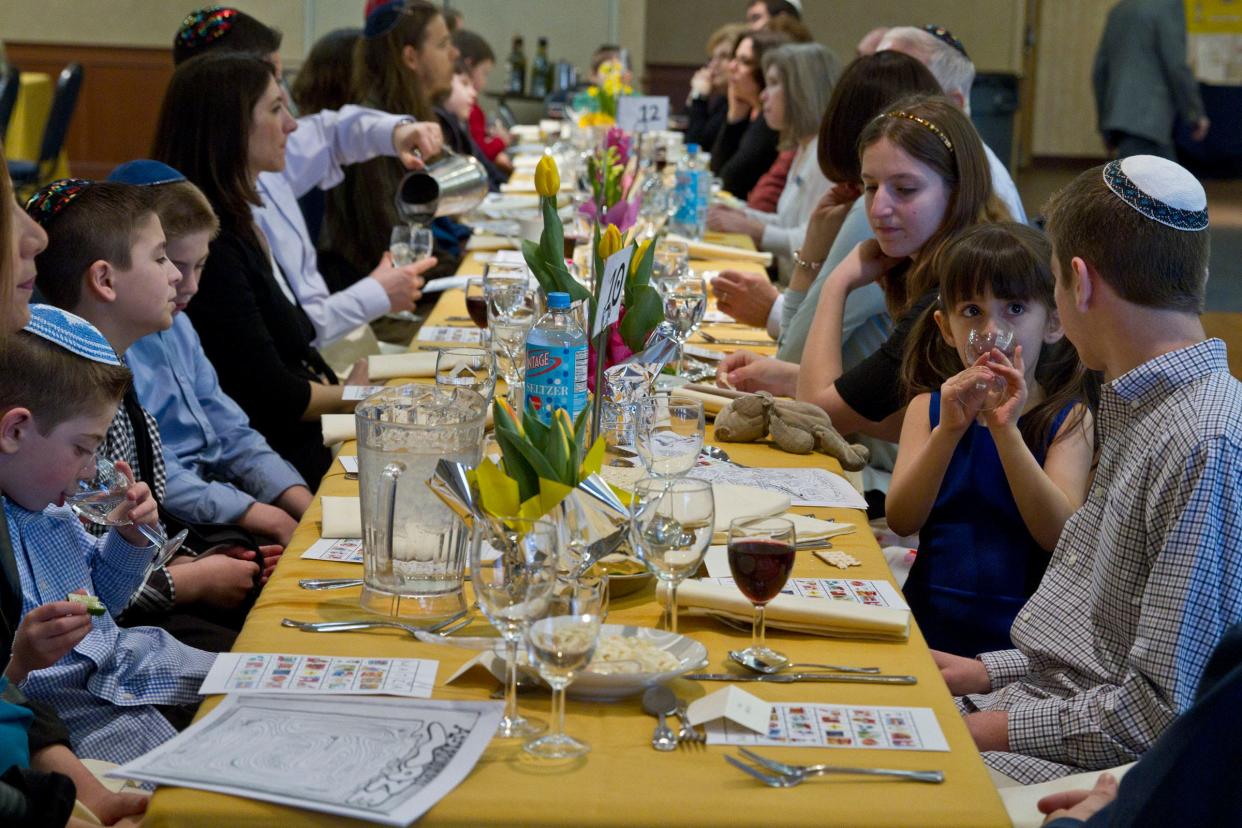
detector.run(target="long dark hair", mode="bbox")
[901,222,1095,453]
[292,27,362,116]
[353,0,441,121]
[152,51,275,248]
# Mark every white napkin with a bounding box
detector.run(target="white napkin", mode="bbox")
[711,512,855,547]
[321,414,357,446]
[320,496,362,539]
[711,483,789,535]
[665,233,774,267]
[675,388,732,417]
[367,352,438,380]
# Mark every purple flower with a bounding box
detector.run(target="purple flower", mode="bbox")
[605,127,632,166]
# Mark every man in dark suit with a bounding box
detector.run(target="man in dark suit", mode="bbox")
[1093,0,1209,159]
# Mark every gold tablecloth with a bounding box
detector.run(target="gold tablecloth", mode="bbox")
[3,72,71,179]
[144,237,1007,827]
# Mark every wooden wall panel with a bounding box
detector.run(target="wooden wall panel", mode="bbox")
[1030,0,1112,158]
[4,42,173,180]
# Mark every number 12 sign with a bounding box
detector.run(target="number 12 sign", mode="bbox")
[617,96,670,134]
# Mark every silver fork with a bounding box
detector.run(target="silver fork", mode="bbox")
[674,698,705,745]
[281,609,471,639]
[733,748,944,785]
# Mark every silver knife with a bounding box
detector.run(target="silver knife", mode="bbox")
[683,672,917,685]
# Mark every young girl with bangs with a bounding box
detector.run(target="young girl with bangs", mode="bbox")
[886,222,1095,657]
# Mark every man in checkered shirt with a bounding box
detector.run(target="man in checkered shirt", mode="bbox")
[932,156,1242,784]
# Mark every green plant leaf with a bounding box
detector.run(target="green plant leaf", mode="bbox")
[492,427,538,501]
[500,426,561,484]
[619,284,664,352]
[522,401,551,453]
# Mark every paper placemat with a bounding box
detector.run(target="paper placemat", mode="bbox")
[200,652,437,698]
[707,703,948,751]
[301,537,363,564]
[698,576,908,610]
[691,466,868,510]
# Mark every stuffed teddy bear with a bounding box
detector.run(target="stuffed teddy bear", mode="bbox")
[715,392,870,471]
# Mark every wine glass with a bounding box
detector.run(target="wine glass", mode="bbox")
[67,457,189,576]
[727,516,796,669]
[966,321,1017,411]
[636,393,704,477]
[389,225,413,266]
[483,262,529,319]
[469,518,558,738]
[464,277,488,345]
[628,477,714,632]
[663,277,707,376]
[651,239,689,296]
[489,302,536,406]
[436,346,496,402]
[410,226,434,262]
[523,574,607,760]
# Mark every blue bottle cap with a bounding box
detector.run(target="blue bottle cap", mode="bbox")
[547,291,570,309]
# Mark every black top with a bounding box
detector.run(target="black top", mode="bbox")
[834,290,938,423]
[685,94,728,151]
[185,227,335,487]
[710,113,779,200]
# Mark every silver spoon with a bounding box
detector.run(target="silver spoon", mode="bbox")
[729,649,881,675]
[699,445,747,467]
[640,686,678,752]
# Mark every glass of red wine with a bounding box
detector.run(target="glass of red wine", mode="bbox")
[726,516,796,668]
[464,278,488,332]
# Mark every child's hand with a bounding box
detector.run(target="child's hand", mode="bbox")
[938,357,992,433]
[114,463,159,547]
[6,598,94,683]
[981,345,1028,431]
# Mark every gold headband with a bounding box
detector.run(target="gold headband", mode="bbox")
[881,110,954,153]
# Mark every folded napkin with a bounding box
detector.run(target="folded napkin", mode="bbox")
[663,579,910,641]
[321,414,357,446]
[465,234,517,251]
[320,496,362,539]
[675,388,733,417]
[367,352,438,380]
[666,233,774,267]
[712,483,789,535]
[711,512,855,546]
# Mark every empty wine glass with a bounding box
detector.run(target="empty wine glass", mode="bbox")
[483,262,530,319]
[436,346,496,402]
[966,321,1017,411]
[727,516,796,669]
[469,518,557,739]
[410,226,434,262]
[489,302,536,405]
[629,477,714,632]
[67,457,189,575]
[636,393,704,478]
[651,239,690,296]
[524,574,607,760]
[664,277,707,376]
[389,225,413,266]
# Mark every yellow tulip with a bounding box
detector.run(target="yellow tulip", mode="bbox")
[599,224,623,260]
[534,155,560,198]
[630,238,652,269]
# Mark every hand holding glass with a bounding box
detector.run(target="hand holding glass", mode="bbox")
[409,226,434,262]
[637,394,705,477]
[966,322,1016,411]
[727,516,796,669]
[67,457,189,573]
[389,225,414,267]
[629,477,714,632]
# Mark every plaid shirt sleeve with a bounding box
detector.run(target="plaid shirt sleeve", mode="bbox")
[979,649,1031,689]
[1007,434,1242,768]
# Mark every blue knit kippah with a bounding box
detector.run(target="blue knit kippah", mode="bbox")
[23,305,123,366]
[365,1,404,38]
[107,160,187,186]
[1103,156,1208,232]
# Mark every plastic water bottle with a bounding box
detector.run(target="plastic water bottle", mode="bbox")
[671,143,707,239]
[524,291,588,424]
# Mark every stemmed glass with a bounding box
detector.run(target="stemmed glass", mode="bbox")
[469,518,558,739]
[67,457,189,575]
[663,277,707,375]
[488,300,536,406]
[966,321,1016,411]
[435,346,496,402]
[524,574,607,760]
[629,477,714,632]
[651,239,690,297]
[636,394,704,477]
[389,225,414,266]
[410,227,434,263]
[727,516,796,669]
[464,278,488,344]
[483,262,529,318]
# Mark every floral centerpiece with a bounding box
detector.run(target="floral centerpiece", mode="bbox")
[571,59,633,128]
[579,127,639,233]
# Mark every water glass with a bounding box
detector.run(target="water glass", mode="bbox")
[483,262,530,319]
[389,225,413,267]
[524,575,607,760]
[663,277,707,375]
[636,393,704,477]
[435,346,496,402]
[628,477,714,632]
[727,516,796,667]
[652,238,690,296]
[469,518,558,738]
[489,303,536,404]
[966,321,1016,411]
[410,226,434,262]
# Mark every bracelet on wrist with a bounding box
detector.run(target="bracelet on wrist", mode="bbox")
[793,249,823,272]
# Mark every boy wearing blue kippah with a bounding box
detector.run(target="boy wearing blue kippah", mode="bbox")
[0,306,212,765]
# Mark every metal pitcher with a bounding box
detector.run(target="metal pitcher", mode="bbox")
[355,385,488,620]
[394,150,489,224]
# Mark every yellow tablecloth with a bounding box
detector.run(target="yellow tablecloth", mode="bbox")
[143,243,1007,827]
[3,72,71,179]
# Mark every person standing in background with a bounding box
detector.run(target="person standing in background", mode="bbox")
[1093,0,1209,160]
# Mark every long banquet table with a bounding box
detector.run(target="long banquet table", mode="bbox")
[144,238,1009,827]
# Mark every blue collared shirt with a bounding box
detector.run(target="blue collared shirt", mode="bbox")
[128,313,306,525]
[254,104,406,347]
[4,499,214,764]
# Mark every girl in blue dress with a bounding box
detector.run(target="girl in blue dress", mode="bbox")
[886,222,1095,657]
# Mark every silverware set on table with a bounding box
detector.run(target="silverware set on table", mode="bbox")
[726,748,944,786]
[641,686,705,750]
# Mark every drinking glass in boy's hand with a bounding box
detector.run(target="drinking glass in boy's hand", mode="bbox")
[4,598,95,684]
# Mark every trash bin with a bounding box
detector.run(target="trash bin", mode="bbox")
[970,73,1019,170]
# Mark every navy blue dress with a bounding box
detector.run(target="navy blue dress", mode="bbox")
[902,393,1074,657]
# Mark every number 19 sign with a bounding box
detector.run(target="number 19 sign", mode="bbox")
[617,96,670,134]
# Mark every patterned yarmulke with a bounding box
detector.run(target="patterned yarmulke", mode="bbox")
[23,305,123,366]
[1103,156,1208,232]
[365,0,404,38]
[108,160,186,186]
[25,179,94,228]
[175,6,238,51]
[924,24,969,59]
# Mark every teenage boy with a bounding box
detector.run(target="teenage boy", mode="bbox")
[0,304,213,764]
[934,156,1242,783]
[27,179,278,648]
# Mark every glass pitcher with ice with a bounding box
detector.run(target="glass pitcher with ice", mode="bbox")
[355,385,488,620]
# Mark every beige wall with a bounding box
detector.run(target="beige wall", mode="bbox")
[1030,0,1111,158]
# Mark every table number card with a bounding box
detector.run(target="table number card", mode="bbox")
[592,247,630,337]
[707,703,949,751]
[686,686,771,732]
[617,96,670,133]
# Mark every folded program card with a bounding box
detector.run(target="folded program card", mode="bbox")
[321,496,362,539]
[367,352,438,380]
[662,579,910,641]
[321,414,357,446]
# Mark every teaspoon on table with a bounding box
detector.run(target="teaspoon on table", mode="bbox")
[729,649,880,675]
[641,686,679,752]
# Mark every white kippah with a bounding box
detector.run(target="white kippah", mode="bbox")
[1102,155,1208,231]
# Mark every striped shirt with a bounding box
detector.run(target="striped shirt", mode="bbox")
[960,339,1242,783]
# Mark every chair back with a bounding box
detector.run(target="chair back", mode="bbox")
[0,64,20,141]
[36,62,83,173]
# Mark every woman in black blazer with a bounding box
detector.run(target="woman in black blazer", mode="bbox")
[152,51,355,486]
